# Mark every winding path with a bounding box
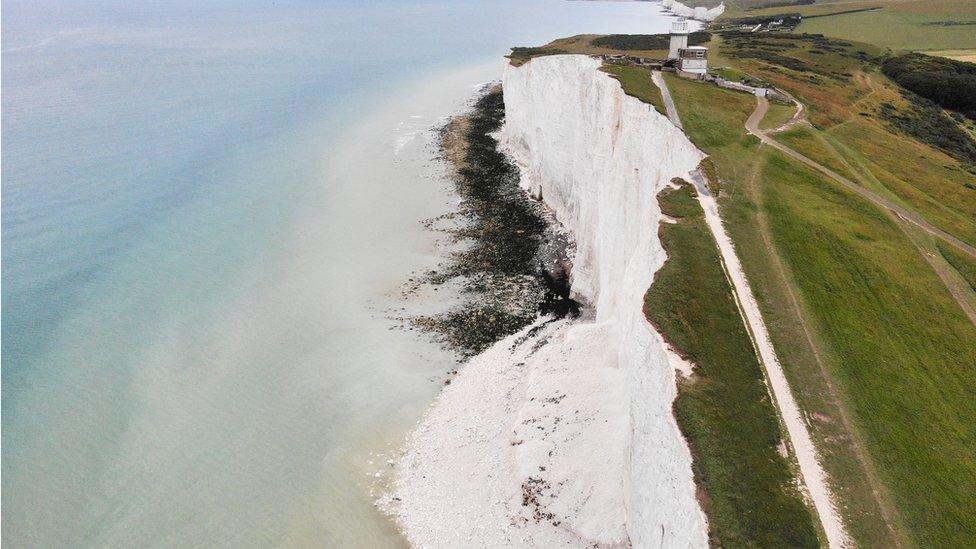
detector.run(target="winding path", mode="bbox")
[653,72,850,548]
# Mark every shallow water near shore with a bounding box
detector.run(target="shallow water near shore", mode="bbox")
[3,1,681,545]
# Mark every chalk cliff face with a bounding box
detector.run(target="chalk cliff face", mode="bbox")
[662,0,725,22]
[393,55,707,548]
[501,54,707,547]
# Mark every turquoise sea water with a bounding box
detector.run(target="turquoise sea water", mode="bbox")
[2,1,677,545]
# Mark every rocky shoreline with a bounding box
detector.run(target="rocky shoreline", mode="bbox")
[408,85,580,359]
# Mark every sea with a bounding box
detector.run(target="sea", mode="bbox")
[2,1,680,546]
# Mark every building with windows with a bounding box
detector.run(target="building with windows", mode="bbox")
[677,46,708,75]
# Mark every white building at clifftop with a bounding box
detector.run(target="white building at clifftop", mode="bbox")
[678,46,708,75]
[668,18,689,60]
[668,18,708,76]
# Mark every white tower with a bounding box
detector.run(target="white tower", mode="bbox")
[668,18,689,60]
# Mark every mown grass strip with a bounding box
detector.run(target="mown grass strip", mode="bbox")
[937,241,976,292]
[644,182,820,548]
[758,151,976,547]
[758,100,797,131]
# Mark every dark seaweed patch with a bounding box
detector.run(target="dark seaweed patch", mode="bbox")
[410,87,580,358]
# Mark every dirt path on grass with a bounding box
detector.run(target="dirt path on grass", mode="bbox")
[743,156,911,547]
[746,97,976,260]
[696,180,850,549]
[826,71,879,133]
[652,71,683,130]
[655,74,851,549]
[897,219,976,325]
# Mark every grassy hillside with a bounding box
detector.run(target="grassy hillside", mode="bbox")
[645,182,820,548]
[710,32,976,247]
[759,100,798,130]
[796,0,976,52]
[755,149,976,549]
[938,241,976,292]
[663,65,976,548]
[713,0,976,52]
[659,75,896,547]
[508,33,709,66]
[601,64,667,116]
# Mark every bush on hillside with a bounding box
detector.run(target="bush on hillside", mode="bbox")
[882,53,976,120]
[878,96,976,167]
[591,31,711,51]
[748,0,814,10]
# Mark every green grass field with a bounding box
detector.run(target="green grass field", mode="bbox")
[662,67,976,548]
[692,0,879,19]
[938,241,976,292]
[661,73,905,546]
[823,115,976,246]
[745,1,884,18]
[602,64,667,116]
[928,49,976,63]
[710,32,976,247]
[797,0,976,51]
[645,182,820,548]
[757,151,976,548]
[760,100,798,130]
[720,0,976,51]
[775,125,863,183]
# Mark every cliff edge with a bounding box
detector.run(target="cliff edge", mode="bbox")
[392,54,708,547]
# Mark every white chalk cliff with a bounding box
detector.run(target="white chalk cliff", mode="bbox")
[662,0,726,22]
[393,55,708,548]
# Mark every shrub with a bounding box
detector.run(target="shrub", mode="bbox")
[748,0,814,9]
[878,98,976,166]
[882,53,976,120]
[591,31,711,51]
